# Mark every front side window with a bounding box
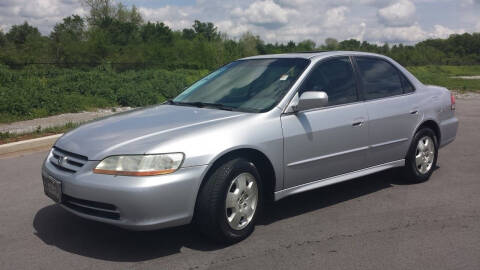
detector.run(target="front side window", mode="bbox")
[174,58,309,112]
[299,57,358,106]
[356,57,403,100]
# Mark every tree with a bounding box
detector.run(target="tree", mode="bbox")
[140,22,172,43]
[100,18,140,45]
[192,20,219,41]
[51,15,86,42]
[5,22,41,45]
[324,38,338,50]
[239,32,262,57]
[338,39,361,50]
[286,41,296,52]
[381,43,389,54]
[182,28,195,40]
[0,29,5,46]
[83,0,116,26]
[50,15,87,63]
[116,3,143,25]
[297,40,316,51]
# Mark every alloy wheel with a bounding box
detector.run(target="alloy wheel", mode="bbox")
[225,172,258,230]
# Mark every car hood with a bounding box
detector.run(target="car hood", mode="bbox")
[55,104,247,160]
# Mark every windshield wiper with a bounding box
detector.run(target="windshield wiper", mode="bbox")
[171,101,235,111]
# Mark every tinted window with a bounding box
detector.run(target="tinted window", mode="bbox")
[356,57,403,100]
[299,57,358,106]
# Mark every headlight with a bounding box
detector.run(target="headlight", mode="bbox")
[93,153,184,176]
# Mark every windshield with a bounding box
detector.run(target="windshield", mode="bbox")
[173,58,310,112]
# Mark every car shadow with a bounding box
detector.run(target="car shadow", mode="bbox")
[33,167,427,262]
[33,205,225,262]
[259,165,441,225]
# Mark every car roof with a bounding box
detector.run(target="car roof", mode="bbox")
[240,51,387,60]
[241,50,424,92]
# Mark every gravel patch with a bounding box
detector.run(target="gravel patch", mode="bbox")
[451,76,480,80]
[0,107,133,134]
[453,91,480,100]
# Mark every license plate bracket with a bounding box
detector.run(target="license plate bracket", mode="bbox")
[43,174,62,203]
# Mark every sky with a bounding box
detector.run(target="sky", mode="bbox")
[0,0,479,45]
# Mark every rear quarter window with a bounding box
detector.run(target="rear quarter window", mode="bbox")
[400,73,415,93]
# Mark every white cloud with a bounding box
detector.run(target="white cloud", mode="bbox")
[430,24,461,39]
[216,20,249,37]
[323,6,349,28]
[138,6,193,29]
[0,0,86,34]
[355,22,367,41]
[232,0,297,29]
[377,0,416,27]
[367,23,465,43]
[368,24,426,42]
[0,0,478,45]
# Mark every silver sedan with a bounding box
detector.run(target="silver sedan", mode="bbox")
[42,51,458,243]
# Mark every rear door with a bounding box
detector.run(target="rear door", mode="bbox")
[281,56,369,188]
[354,56,420,167]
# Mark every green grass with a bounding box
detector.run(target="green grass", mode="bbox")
[407,65,480,92]
[0,65,209,123]
[0,64,479,125]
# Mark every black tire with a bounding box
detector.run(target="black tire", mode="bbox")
[195,157,263,243]
[402,127,438,183]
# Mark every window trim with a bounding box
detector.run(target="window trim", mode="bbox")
[352,56,416,101]
[293,55,361,108]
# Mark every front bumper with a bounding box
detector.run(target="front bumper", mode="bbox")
[42,152,208,230]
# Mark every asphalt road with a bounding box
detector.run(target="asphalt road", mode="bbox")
[1,99,479,270]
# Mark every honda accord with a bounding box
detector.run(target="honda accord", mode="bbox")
[42,51,459,243]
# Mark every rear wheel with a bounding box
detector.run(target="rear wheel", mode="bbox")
[402,128,438,183]
[195,158,262,243]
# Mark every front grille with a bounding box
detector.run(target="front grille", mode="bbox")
[49,147,88,173]
[62,194,120,220]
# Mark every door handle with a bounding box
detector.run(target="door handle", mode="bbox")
[352,121,364,127]
[352,117,365,127]
[410,110,419,115]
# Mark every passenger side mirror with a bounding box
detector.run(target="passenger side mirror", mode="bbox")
[292,91,328,112]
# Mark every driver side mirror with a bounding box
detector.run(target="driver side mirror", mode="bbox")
[292,91,329,112]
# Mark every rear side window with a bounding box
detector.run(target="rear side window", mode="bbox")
[299,57,358,106]
[356,57,403,100]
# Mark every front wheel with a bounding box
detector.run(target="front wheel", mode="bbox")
[402,127,438,183]
[195,158,262,243]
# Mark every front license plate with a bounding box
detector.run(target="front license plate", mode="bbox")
[43,174,62,203]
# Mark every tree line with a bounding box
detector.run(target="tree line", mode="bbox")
[0,0,479,71]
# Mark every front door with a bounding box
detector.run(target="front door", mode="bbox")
[281,57,369,188]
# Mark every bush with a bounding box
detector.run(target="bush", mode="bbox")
[0,65,208,123]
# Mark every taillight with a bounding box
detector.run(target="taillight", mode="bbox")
[450,92,456,110]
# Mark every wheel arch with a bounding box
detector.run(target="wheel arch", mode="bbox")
[416,119,441,144]
[195,148,277,210]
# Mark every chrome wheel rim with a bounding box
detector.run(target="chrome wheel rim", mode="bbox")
[225,172,258,230]
[415,136,435,174]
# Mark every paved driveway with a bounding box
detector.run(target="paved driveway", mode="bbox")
[1,99,479,270]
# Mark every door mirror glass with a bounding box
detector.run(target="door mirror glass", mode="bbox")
[293,91,328,112]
